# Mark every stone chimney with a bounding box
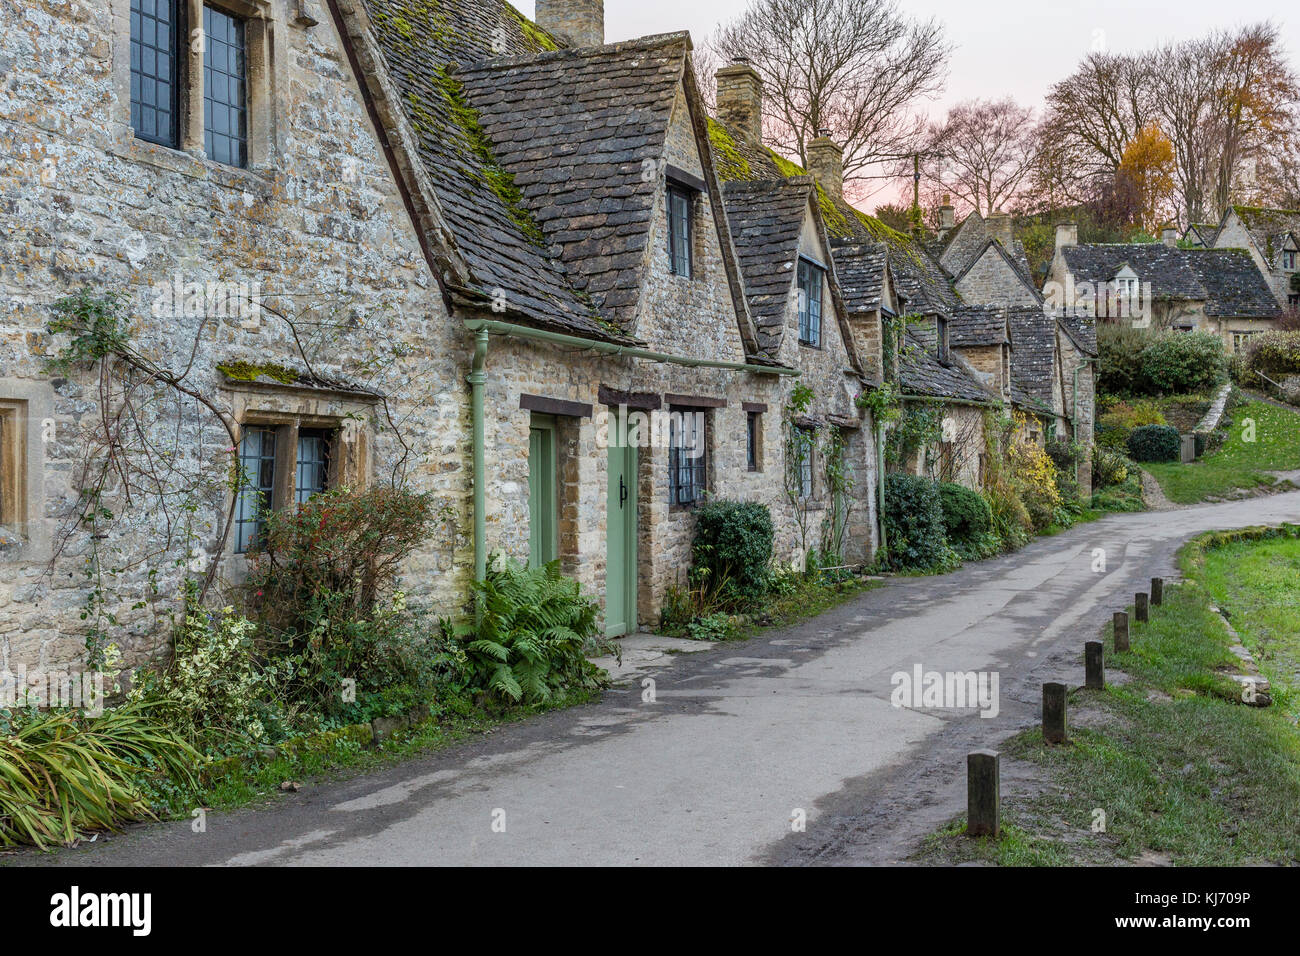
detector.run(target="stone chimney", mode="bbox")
[986,210,1013,249]
[806,129,843,200]
[715,58,763,144]
[1055,222,1078,254]
[535,0,604,48]
[1161,225,1179,247]
[938,194,955,238]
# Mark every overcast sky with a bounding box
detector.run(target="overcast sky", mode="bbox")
[516,1,1299,206]
[518,0,1298,114]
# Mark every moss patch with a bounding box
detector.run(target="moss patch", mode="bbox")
[217,361,299,385]
[706,118,753,182]
[419,68,547,248]
[505,2,559,52]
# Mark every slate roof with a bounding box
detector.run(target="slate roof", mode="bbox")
[1057,311,1098,357]
[950,238,1043,304]
[1007,308,1058,407]
[1189,249,1283,318]
[949,306,1010,347]
[457,35,690,332]
[831,243,888,314]
[1184,222,1220,248]
[356,0,640,341]
[1060,243,1279,317]
[721,178,813,354]
[708,117,956,316]
[898,328,994,404]
[938,212,1037,290]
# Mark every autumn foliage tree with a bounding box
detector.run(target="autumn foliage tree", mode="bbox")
[1117,123,1177,233]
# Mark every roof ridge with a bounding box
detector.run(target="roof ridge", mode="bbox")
[457,31,692,72]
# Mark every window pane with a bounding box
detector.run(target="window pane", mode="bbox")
[235,427,276,553]
[295,432,330,506]
[130,0,178,148]
[204,6,248,168]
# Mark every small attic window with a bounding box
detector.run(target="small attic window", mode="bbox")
[1283,250,1297,271]
[667,185,693,278]
[936,315,950,364]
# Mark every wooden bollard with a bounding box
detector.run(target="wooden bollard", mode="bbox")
[1135,592,1149,623]
[1042,683,1067,744]
[1085,640,1104,689]
[1113,611,1130,652]
[1151,577,1164,606]
[967,750,1000,837]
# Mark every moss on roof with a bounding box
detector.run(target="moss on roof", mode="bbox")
[505,2,560,52]
[419,66,547,247]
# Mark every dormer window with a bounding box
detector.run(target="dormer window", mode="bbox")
[667,185,693,277]
[936,315,950,364]
[1283,249,1297,271]
[797,259,824,347]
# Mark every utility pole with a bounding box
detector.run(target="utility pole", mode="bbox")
[911,152,922,236]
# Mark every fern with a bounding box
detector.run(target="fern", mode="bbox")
[454,560,608,703]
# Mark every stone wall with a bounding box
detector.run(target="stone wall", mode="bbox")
[954,248,1039,307]
[0,0,452,671]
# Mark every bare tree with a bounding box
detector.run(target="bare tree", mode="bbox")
[1041,52,1151,186]
[920,98,1037,216]
[710,0,950,189]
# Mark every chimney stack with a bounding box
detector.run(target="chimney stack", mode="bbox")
[1055,222,1078,254]
[1161,225,1179,247]
[938,194,955,237]
[807,129,844,200]
[535,0,604,48]
[715,58,764,144]
[986,210,1013,249]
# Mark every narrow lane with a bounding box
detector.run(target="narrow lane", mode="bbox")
[28,492,1300,866]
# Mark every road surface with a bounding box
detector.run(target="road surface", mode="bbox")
[24,492,1300,866]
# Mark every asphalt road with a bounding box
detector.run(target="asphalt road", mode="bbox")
[24,491,1300,866]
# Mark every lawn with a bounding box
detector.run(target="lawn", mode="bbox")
[1200,533,1300,723]
[915,527,1300,866]
[1144,398,1300,503]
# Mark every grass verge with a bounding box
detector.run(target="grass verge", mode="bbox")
[915,526,1300,866]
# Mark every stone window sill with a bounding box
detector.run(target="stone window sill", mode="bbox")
[110,134,276,198]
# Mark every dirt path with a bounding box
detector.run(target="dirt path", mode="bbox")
[1138,467,1181,511]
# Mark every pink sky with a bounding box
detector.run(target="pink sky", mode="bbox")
[516,1,1300,206]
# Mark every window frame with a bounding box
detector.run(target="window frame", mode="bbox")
[231,417,343,555]
[746,411,761,472]
[797,258,824,348]
[130,0,185,149]
[668,407,708,507]
[1282,249,1297,271]
[667,184,694,278]
[202,4,250,169]
[234,424,277,554]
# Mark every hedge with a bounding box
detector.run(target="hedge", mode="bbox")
[883,474,950,571]
[1127,423,1181,462]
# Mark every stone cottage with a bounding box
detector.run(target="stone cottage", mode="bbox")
[1047,223,1282,354]
[1186,205,1300,312]
[1,0,893,674]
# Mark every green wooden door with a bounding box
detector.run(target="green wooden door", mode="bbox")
[605,442,638,636]
[528,414,557,568]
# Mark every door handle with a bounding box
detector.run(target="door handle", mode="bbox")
[619,476,628,508]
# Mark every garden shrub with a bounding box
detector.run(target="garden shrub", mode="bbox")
[1010,437,1062,531]
[882,473,952,571]
[1097,323,1161,395]
[938,482,991,543]
[1092,448,1131,488]
[244,486,441,713]
[448,559,608,703]
[1244,330,1300,381]
[132,594,297,751]
[1140,331,1227,395]
[1127,423,1181,462]
[689,499,774,605]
